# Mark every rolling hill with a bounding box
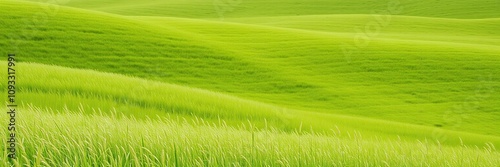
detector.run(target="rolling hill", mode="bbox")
[25,0,500,19]
[1,61,500,166]
[1,0,499,165]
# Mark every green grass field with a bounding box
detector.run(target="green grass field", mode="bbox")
[1,0,499,166]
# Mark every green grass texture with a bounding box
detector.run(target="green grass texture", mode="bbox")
[1,0,499,165]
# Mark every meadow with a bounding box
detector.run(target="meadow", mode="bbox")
[1,105,499,166]
[1,0,499,166]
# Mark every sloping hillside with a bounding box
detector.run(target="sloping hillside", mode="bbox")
[2,61,500,146]
[1,0,500,165]
[2,1,499,136]
[24,0,500,19]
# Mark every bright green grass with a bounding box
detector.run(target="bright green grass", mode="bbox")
[22,0,500,19]
[1,1,500,137]
[227,15,500,46]
[0,62,288,127]
[1,0,500,165]
[2,62,500,148]
[1,106,499,166]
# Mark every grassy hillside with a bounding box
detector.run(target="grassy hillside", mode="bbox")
[23,0,500,19]
[228,15,500,46]
[1,0,500,165]
[2,0,500,136]
[3,62,500,146]
[2,106,499,166]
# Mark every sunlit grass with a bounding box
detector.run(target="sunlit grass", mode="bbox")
[2,62,499,147]
[1,1,499,137]
[20,0,500,19]
[1,106,499,166]
[1,0,500,166]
